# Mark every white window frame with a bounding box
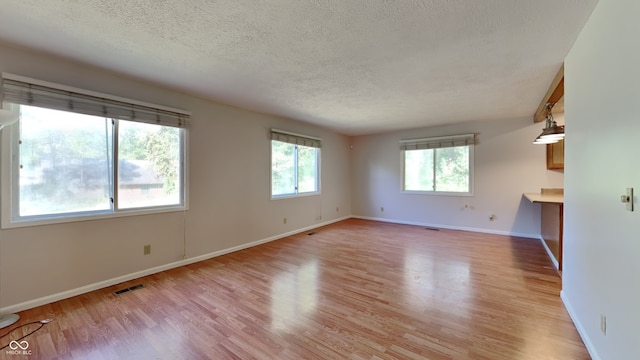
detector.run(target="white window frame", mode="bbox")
[270,129,321,199]
[400,134,475,196]
[1,74,190,228]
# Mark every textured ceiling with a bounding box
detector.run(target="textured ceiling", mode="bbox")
[0,0,598,135]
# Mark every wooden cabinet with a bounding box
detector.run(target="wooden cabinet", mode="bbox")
[534,64,565,171]
[547,139,564,170]
[541,202,564,270]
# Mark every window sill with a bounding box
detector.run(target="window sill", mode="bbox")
[401,190,474,197]
[271,192,321,200]
[1,205,187,229]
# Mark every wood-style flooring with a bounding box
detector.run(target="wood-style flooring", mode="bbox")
[2,219,589,359]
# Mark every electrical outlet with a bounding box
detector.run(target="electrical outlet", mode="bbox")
[336,207,339,212]
[489,214,497,221]
[380,207,384,212]
[143,245,151,255]
[283,217,287,224]
[600,314,607,335]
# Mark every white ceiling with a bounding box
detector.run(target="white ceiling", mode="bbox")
[0,0,598,135]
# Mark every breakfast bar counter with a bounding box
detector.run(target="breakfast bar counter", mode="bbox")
[524,189,564,271]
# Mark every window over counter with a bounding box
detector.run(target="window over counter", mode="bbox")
[401,134,474,195]
[1,74,190,227]
[271,129,320,198]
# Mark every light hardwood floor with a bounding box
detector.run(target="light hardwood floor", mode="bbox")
[2,219,589,359]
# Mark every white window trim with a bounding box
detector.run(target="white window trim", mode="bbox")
[0,76,190,229]
[1,121,189,229]
[400,134,475,196]
[270,129,321,199]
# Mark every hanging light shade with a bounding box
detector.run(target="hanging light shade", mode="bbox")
[533,136,561,144]
[533,103,564,144]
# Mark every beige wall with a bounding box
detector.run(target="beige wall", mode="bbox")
[350,117,564,236]
[0,43,352,309]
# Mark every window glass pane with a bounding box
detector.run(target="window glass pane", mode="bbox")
[118,121,181,208]
[404,149,434,191]
[18,105,112,216]
[435,146,469,192]
[297,145,318,193]
[271,141,296,196]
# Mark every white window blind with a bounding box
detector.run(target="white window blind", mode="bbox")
[271,129,321,148]
[2,74,190,128]
[400,133,475,150]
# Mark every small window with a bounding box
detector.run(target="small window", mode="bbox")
[401,134,474,195]
[271,130,320,198]
[1,74,189,226]
[117,121,182,209]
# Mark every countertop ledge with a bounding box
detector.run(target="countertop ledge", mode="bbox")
[524,188,564,204]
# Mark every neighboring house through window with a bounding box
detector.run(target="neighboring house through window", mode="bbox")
[1,74,189,226]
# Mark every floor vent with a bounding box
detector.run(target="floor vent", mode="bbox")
[425,227,440,231]
[307,232,317,236]
[113,284,145,296]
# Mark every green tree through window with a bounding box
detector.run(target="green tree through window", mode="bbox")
[15,104,184,219]
[403,145,471,193]
[271,140,319,197]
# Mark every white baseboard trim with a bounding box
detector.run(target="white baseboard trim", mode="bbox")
[537,235,560,270]
[351,216,539,239]
[561,290,601,360]
[182,215,350,266]
[1,216,350,314]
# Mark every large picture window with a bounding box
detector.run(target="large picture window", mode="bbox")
[1,74,189,226]
[401,134,474,195]
[271,130,320,198]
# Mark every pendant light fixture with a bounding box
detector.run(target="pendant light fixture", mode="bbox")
[533,103,564,144]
